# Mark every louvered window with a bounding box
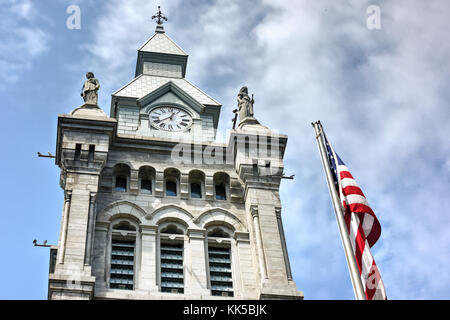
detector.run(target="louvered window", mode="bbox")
[208,246,233,297]
[110,239,135,290]
[160,242,184,293]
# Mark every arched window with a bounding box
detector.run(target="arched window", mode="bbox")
[213,172,230,201]
[164,168,180,197]
[139,166,155,194]
[113,164,131,193]
[206,226,234,297]
[109,220,137,290]
[158,222,185,294]
[189,170,205,199]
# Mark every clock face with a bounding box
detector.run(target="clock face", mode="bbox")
[149,106,193,132]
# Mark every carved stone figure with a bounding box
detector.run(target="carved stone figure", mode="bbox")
[81,72,100,105]
[237,86,254,122]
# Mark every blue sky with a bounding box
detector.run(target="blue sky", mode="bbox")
[1,0,449,299]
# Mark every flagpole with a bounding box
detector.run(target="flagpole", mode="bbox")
[312,121,367,300]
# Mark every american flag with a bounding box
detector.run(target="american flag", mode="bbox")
[324,134,387,300]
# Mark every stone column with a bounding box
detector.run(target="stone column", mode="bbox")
[187,228,209,297]
[155,170,164,197]
[58,190,72,264]
[91,221,109,287]
[205,175,214,201]
[139,225,158,292]
[250,205,268,281]
[275,207,293,281]
[233,231,258,299]
[180,173,189,199]
[130,169,139,195]
[84,192,97,265]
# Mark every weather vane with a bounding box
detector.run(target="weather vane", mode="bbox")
[152,6,168,25]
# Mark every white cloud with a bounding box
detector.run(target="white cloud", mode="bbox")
[80,0,450,299]
[0,0,50,89]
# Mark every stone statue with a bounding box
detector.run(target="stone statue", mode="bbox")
[81,72,100,105]
[237,86,254,122]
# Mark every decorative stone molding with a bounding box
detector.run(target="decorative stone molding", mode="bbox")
[187,228,206,240]
[97,200,147,222]
[146,204,195,226]
[194,208,246,232]
[250,205,259,218]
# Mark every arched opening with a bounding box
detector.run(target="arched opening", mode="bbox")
[189,170,205,199]
[139,166,155,194]
[164,168,180,197]
[113,164,131,192]
[158,221,185,294]
[109,218,138,291]
[206,225,234,297]
[213,172,230,201]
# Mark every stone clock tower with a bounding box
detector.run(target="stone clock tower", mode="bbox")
[47,9,303,300]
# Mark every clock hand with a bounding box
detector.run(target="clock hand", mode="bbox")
[159,113,172,121]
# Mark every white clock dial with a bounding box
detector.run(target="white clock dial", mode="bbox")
[149,106,193,132]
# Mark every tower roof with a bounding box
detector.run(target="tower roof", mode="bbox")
[112,74,220,106]
[138,30,188,56]
[135,19,189,78]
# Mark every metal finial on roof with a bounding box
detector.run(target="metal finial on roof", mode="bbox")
[152,6,168,25]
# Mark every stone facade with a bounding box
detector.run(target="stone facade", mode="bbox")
[47,23,303,300]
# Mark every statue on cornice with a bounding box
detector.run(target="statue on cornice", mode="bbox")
[237,86,254,122]
[81,72,100,105]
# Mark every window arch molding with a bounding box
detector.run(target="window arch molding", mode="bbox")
[194,208,245,233]
[145,204,196,229]
[97,200,147,223]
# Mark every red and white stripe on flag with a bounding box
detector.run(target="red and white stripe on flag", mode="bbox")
[330,145,387,300]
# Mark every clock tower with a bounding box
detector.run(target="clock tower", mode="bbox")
[47,9,303,300]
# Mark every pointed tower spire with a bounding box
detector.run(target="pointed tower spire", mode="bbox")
[152,6,168,33]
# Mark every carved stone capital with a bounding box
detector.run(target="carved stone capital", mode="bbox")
[250,205,259,218]
[275,207,282,218]
[89,192,97,204]
[140,225,158,236]
[64,190,72,202]
[187,228,206,240]
[234,231,250,243]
